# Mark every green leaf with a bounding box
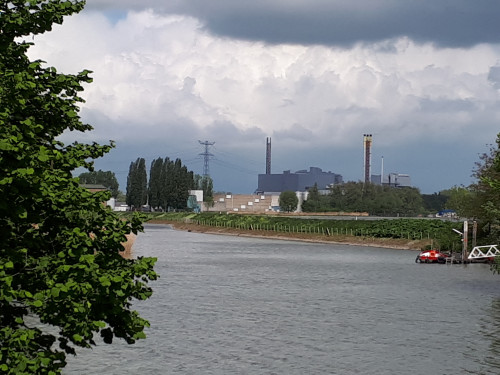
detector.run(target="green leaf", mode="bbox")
[133,331,146,340]
[38,146,50,162]
[0,140,16,151]
[99,276,111,287]
[41,357,51,366]
[72,334,83,342]
[4,276,12,287]
[93,321,106,328]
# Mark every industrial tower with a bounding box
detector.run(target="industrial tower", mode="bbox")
[266,137,271,175]
[363,134,372,184]
[198,140,215,177]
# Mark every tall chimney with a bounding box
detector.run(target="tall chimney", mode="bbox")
[363,134,372,184]
[266,137,271,175]
[381,156,384,185]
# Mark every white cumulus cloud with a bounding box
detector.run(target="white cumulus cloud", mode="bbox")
[26,8,500,193]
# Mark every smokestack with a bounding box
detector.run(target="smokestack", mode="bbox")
[266,137,271,174]
[381,156,384,185]
[363,134,372,184]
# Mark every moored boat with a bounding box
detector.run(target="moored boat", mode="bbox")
[415,249,448,264]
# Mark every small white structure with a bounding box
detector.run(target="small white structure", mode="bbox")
[468,245,500,260]
[106,197,116,210]
[113,203,129,212]
[383,173,411,187]
[189,190,204,202]
[188,189,204,211]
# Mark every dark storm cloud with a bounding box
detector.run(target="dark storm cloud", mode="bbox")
[190,1,500,48]
[89,0,500,48]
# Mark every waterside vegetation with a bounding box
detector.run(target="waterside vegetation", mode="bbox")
[122,212,465,251]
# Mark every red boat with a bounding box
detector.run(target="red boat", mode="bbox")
[415,250,448,264]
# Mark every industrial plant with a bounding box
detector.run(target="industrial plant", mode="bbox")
[201,134,412,213]
[363,133,411,188]
[257,166,343,194]
[256,137,343,194]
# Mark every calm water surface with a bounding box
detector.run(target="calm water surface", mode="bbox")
[66,224,500,374]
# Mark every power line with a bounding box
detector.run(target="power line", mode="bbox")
[211,158,260,176]
[211,146,263,169]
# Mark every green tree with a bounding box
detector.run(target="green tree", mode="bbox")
[193,174,202,191]
[200,175,214,202]
[160,157,173,210]
[444,186,475,218]
[78,169,120,198]
[200,176,214,210]
[422,192,449,213]
[0,2,157,373]
[126,157,147,210]
[324,182,425,216]
[148,158,164,210]
[342,182,365,211]
[302,183,320,212]
[473,133,500,270]
[473,134,500,242]
[398,187,423,217]
[168,159,194,210]
[377,186,403,216]
[149,157,195,211]
[279,191,298,212]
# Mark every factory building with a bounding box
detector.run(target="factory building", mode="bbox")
[366,135,412,188]
[257,166,343,193]
[256,138,342,193]
[371,173,411,187]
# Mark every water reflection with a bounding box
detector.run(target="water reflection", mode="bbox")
[470,298,500,374]
[66,226,500,374]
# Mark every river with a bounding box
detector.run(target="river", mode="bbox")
[65,224,500,374]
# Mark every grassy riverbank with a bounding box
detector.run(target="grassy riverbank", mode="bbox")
[146,218,435,251]
[114,212,464,251]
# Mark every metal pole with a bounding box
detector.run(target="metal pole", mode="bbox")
[463,220,468,262]
[381,156,384,186]
[472,220,477,249]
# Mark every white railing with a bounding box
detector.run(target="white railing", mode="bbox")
[468,245,500,260]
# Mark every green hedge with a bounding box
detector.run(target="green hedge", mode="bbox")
[138,212,463,248]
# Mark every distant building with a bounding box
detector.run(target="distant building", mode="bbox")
[371,174,382,185]
[371,173,411,187]
[257,167,343,193]
[208,193,280,213]
[436,209,456,218]
[113,202,129,212]
[188,190,203,212]
[385,173,411,187]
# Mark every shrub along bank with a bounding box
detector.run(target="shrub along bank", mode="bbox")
[122,212,465,251]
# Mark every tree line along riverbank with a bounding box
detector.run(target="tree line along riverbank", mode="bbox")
[121,212,466,251]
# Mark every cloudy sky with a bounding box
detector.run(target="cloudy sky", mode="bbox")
[28,0,500,194]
